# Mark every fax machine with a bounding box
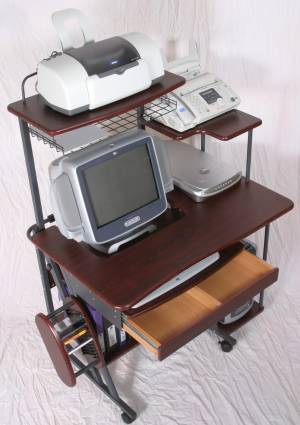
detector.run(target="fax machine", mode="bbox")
[37,9,165,115]
[155,56,241,132]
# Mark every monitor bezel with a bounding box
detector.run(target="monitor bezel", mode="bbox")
[76,136,167,243]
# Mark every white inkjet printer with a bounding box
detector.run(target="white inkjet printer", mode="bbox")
[37,9,165,115]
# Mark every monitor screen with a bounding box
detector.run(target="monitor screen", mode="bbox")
[83,144,159,227]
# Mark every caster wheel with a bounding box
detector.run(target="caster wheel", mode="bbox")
[121,412,136,424]
[220,340,233,353]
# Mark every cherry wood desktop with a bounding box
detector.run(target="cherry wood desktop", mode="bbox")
[31,180,293,313]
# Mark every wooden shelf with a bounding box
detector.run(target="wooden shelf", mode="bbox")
[7,71,185,137]
[144,109,262,141]
[30,179,293,312]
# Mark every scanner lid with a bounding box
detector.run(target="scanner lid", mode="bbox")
[66,36,140,76]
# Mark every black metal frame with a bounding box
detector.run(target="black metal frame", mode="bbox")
[211,222,270,349]
[19,105,264,422]
[19,116,137,422]
[200,129,253,181]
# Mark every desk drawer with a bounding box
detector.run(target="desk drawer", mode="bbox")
[122,251,278,360]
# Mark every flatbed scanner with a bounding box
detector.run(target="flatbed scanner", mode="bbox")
[37,9,165,115]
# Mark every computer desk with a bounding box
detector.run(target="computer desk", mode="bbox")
[7,71,293,423]
[30,179,292,360]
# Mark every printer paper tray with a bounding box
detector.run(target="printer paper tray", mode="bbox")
[122,251,278,360]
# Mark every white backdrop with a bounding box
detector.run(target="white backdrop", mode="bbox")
[1,1,300,424]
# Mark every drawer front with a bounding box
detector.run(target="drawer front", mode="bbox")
[122,251,278,360]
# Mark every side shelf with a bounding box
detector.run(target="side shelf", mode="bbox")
[123,251,278,360]
[143,109,262,141]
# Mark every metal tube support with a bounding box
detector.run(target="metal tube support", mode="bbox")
[101,365,120,400]
[137,106,145,130]
[246,129,253,181]
[70,354,137,422]
[74,359,99,378]
[48,260,69,301]
[262,223,270,261]
[18,118,44,228]
[18,118,54,313]
[36,250,54,313]
[91,367,105,386]
[201,133,206,152]
[68,338,94,355]
[259,223,270,307]
[211,326,237,346]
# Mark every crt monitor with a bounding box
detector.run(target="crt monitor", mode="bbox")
[49,130,167,250]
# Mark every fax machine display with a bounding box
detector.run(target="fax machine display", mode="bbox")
[199,88,222,105]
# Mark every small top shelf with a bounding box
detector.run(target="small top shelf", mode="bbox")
[7,71,185,137]
[144,109,262,141]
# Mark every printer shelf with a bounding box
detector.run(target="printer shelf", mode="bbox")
[143,109,262,141]
[8,71,184,137]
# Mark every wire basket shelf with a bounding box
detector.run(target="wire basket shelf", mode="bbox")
[29,96,176,153]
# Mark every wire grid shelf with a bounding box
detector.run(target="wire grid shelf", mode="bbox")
[29,96,176,153]
[143,95,177,121]
[29,126,64,153]
[99,111,137,136]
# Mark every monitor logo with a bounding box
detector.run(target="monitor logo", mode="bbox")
[124,216,141,227]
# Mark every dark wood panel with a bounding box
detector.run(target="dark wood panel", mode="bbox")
[7,71,185,136]
[30,179,293,312]
[144,109,262,141]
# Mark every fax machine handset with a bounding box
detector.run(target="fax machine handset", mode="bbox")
[159,56,241,132]
[164,56,202,129]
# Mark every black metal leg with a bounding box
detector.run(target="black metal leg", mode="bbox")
[246,129,253,181]
[70,355,137,423]
[92,367,105,386]
[48,260,69,301]
[259,223,270,307]
[201,133,206,152]
[18,118,54,314]
[211,325,237,346]
[137,106,145,130]
[36,249,54,313]
[262,223,270,261]
[101,365,120,400]
[18,118,44,227]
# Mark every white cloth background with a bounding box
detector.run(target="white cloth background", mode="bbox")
[1,1,300,424]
